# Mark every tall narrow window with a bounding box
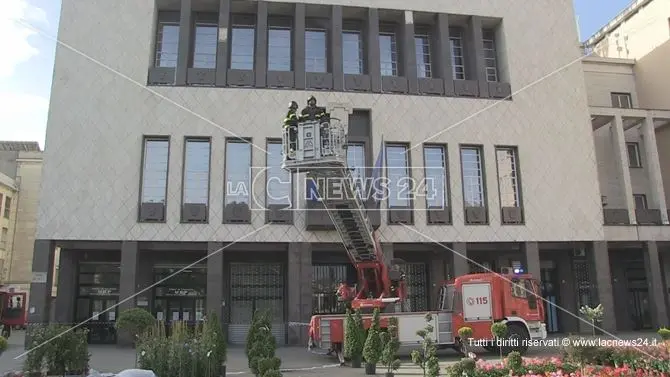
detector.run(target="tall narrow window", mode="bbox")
[633,194,648,210]
[460,147,485,207]
[482,29,498,82]
[2,197,9,219]
[224,140,252,222]
[342,29,364,74]
[626,142,642,167]
[181,138,211,222]
[0,227,7,249]
[268,19,292,72]
[496,147,521,207]
[154,20,180,67]
[415,28,432,78]
[386,144,411,208]
[305,24,327,73]
[449,27,465,80]
[139,138,169,222]
[423,145,448,210]
[192,22,218,68]
[347,143,366,198]
[230,15,256,70]
[379,28,398,76]
[266,142,291,207]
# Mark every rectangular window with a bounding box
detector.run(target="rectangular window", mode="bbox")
[305,26,327,73]
[230,16,256,70]
[495,147,521,207]
[266,141,291,206]
[386,144,411,207]
[611,92,633,109]
[225,140,252,206]
[449,27,465,80]
[627,142,641,167]
[268,19,292,72]
[415,29,432,78]
[379,29,398,76]
[423,145,448,209]
[460,147,485,207]
[182,138,211,210]
[140,138,170,205]
[633,194,648,210]
[342,29,363,74]
[347,143,366,197]
[482,29,499,82]
[155,21,180,68]
[192,22,218,68]
[0,194,3,216]
[0,227,7,249]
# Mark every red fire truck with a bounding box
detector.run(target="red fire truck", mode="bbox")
[280,99,547,360]
[1,291,27,338]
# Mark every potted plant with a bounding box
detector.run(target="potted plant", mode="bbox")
[64,328,90,376]
[247,309,281,377]
[410,313,440,377]
[380,317,401,377]
[579,304,603,336]
[23,325,48,377]
[490,322,508,364]
[201,311,227,377]
[0,335,7,357]
[116,308,156,347]
[457,326,473,356]
[362,308,382,375]
[343,309,364,368]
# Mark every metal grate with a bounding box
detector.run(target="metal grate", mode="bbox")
[573,259,596,308]
[312,264,350,315]
[403,263,428,311]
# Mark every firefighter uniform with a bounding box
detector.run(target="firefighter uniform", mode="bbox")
[284,101,299,159]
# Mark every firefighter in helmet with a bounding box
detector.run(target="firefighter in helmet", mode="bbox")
[284,101,299,159]
[300,96,332,152]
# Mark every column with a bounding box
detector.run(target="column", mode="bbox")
[642,116,668,223]
[592,241,616,333]
[436,13,455,95]
[465,16,488,96]
[429,254,448,309]
[293,3,306,89]
[53,249,76,324]
[206,242,225,324]
[367,8,381,93]
[25,240,55,348]
[287,243,312,345]
[118,241,139,312]
[175,0,193,85]
[254,1,268,88]
[402,10,418,94]
[523,242,541,281]
[215,0,231,86]
[331,5,344,91]
[451,242,469,278]
[556,253,579,333]
[611,116,637,223]
[644,242,669,327]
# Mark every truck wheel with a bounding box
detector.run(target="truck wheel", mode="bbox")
[503,324,529,356]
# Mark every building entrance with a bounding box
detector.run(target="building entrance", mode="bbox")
[540,261,560,333]
[75,262,120,344]
[152,266,206,328]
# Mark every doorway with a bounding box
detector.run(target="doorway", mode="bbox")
[628,288,652,330]
[76,296,118,344]
[154,296,205,324]
[540,262,560,333]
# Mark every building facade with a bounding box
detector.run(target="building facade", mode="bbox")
[0,142,44,310]
[31,0,668,345]
[0,171,18,283]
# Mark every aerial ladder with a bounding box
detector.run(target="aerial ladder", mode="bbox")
[281,99,407,313]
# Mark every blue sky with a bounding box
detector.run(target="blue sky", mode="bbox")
[0,0,634,149]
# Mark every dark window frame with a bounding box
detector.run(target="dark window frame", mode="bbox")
[138,136,171,223]
[482,28,499,82]
[626,142,642,168]
[268,16,293,72]
[305,18,330,73]
[223,137,253,223]
[3,196,10,219]
[190,14,219,69]
[265,138,293,213]
[379,23,399,77]
[459,144,489,225]
[384,142,414,224]
[633,194,648,210]
[153,12,180,68]
[611,92,633,109]
[342,20,365,75]
[180,137,213,223]
[414,25,433,79]
[229,14,257,70]
[422,143,451,220]
[494,145,524,224]
[449,26,466,80]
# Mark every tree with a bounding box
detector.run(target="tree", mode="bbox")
[344,309,365,368]
[490,322,508,364]
[410,313,440,377]
[579,304,604,336]
[380,317,401,377]
[363,308,383,375]
[246,309,282,377]
[116,308,156,343]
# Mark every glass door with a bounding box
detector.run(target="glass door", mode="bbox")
[88,299,117,344]
[168,300,182,323]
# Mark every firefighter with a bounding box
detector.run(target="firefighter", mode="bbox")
[300,96,331,152]
[283,101,299,159]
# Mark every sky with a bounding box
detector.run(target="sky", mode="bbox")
[0,0,635,150]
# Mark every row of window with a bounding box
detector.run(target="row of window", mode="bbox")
[154,11,500,83]
[139,137,524,225]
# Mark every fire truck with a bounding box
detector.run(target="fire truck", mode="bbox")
[280,99,547,360]
[0,290,27,338]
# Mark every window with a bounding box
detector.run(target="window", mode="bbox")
[423,145,448,209]
[626,142,641,167]
[347,143,366,197]
[482,29,498,82]
[385,144,411,207]
[611,92,633,109]
[154,21,179,68]
[495,147,521,207]
[182,138,211,207]
[268,20,292,72]
[460,147,485,207]
[0,194,3,216]
[305,26,327,73]
[415,29,432,78]
[449,27,465,80]
[0,227,7,249]
[192,22,218,68]
[266,142,291,206]
[342,29,363,74]
[140,138,170,205]
[225,140,252,206]
[379,29,398,76]
[633,194,648,210]
[230,16,256,70]
[511,279,527,298]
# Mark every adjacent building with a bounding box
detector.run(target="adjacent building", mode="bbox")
[30,0,669,345]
